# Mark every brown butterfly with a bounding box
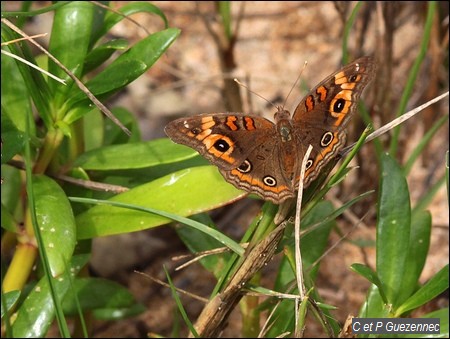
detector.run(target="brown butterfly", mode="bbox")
[165,57,376,203]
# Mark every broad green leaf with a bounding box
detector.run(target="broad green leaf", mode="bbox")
[176,214,232,278]
[66,27,180,113]
[62,278,140,315]
[1,165,22,214]
[395,265,449,316]
[11,254,89,338]
[273,201,336,290]
[2,25,52,127]
[297,200,335,278]
[1,43,35,135]
[33,175,77,277]
[1,204,16,232]
[377,153,411,308]
[74,138,196,170]
[48,1,95,105]
[1,111,26,164]
[1,290,21,318]
[75,166,246,239]
[73,108,141,161]
[396,210,432,305]
[93,2,169,44]
[359,284,391,318]
[102,107,141,145]
[92,304,146,320]
[83,38,129,75]
[351,264,387,303]
[83,108,104,151]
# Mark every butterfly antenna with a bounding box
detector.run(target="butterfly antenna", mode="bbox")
[234,78,279,111]
[282,61,308,109]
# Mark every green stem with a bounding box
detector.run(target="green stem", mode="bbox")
[33,128,64,174]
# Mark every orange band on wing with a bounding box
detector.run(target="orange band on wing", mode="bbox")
[226,116,239,131]
[244,117,256,130]
[230,169,289,194]
[334,71,348,85]
[316,86,328,102]
[305,95,315,112]
[201,116,216,129]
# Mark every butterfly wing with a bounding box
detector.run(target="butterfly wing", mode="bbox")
[165,113,296,203]
[219,139,297,203]
[291,56,376,186]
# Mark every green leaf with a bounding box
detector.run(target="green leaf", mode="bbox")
[1,204,16,233]
[396,210,432,305]
[33,175,77,277]
[11,254,89,338]
[377,153,411,308]
[297,200,335,279]
[93,2,169,44]
[351,264,387,303]
[1,112,26,164]
[395,264,449,316]
[92,303,146,320]
[66,27,180,112]
[102,107,141,145]
[274,201,336,290]
[83,38,129,75]
[48,1,96,105]
[83,108,105,151]
[75,166,246,239]
[62,277,140,315]
[1,43,35,135]
[74,138,196,170]
[2,26,52,128]
[1,290,21,318]
[359,284,391,318]
[266,201,336,338]
[176,214,232,278]
[164,267,198,337]
[1,165,22,214]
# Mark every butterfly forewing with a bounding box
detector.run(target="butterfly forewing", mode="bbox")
[165,113,276,170]
[293,56,376,131]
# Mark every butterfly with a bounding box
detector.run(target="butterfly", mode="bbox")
[165,57,376,203]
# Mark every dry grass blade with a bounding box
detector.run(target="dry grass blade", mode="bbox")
[7,159,129,193]
[172,244,248,271]
[293,144,313,338]
[1,49,66,85]
[1,33,67,85]
[134,270,208,303]
[342,91,449,155]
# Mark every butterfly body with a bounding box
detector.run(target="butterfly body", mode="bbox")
[165,57,376,204]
